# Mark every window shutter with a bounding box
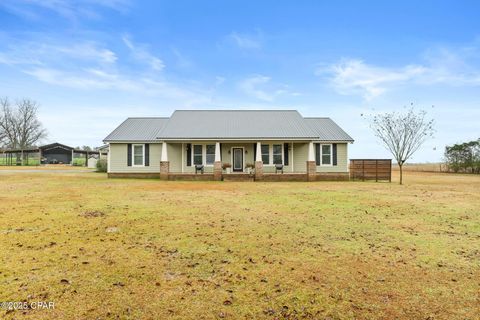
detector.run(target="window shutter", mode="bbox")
[253,143,256,162]
[127,144,132,166]
[315,143,320,165]
[186,144,192,166]
[220,143,222,161]
[332,143,337,166]
[284,143,289,165]
[145,144,150,166]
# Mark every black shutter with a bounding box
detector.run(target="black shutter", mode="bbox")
[186,144,192,166]
[127,144,132,166]
[253,143,256,162]
[332,143,337,166]
[315,143,320,165]
[284,143,289,165]
[220,143,222,161]
[145,144,150,166]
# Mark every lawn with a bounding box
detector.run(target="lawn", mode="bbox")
[0,169,479,319]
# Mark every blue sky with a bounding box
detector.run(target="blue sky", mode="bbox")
[0,0,479,161]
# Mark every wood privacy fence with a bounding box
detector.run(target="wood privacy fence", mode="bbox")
[350,159,392,182]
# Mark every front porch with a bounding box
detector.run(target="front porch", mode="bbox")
[157,141,349,181]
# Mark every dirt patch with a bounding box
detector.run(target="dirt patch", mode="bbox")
[79,210,106,218]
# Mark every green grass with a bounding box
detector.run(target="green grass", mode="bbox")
[0,170,479,319]
[0,158,40,166]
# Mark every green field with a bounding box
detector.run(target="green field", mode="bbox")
[0,169,479,319]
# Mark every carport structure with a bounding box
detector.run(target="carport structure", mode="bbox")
[0,142,100,166]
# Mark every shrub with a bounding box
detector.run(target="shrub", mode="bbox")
[96,159,108,172]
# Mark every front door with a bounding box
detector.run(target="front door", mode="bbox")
[232,148,243,172]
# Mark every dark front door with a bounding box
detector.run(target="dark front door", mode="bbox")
[233,148,243,172]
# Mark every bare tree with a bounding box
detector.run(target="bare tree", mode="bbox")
[0,97,47,151]
[370,108,434,184]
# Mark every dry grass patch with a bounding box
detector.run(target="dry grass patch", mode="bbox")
[0,170,479,319]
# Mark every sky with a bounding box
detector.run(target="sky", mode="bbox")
[0,0,479,161]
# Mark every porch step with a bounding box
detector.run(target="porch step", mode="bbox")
[223,174,254,182]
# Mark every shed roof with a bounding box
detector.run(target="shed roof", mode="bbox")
[103,117,169,142]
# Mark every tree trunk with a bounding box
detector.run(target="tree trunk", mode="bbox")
[399,163,403,185]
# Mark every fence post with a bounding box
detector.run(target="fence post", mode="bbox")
[375,160,378,182]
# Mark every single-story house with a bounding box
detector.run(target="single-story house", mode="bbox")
[103,110,354,181]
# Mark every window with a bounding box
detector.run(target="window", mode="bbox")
[133,144,144,166]
[193,145,203,165]
[321,144,332,165]
[206,144,215,165]
[272,144,282,164]
[261,144,270,164]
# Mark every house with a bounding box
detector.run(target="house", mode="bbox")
[103,110,354,181]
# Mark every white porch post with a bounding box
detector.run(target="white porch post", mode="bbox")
[255,142,263,180]
[213,141,222,181]
[308,142,315,161]
[161,141,168,161]
[256,142,262,162]
[215,142,221,162]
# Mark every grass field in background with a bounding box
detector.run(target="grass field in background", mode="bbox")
[0,170,478,319]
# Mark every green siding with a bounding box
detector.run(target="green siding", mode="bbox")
[109,143,161,173]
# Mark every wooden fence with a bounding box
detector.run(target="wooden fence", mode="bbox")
[350,159,392,182]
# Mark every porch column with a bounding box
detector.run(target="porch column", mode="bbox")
[160,142,169,180]
[307,142,316,181]
[213,142,222,181]
[255,142,263,181]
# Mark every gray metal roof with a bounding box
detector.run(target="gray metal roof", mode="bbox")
[157,110,318,139]
[103,117,169,142]
[305,118,354,142]
[104,111,354,142]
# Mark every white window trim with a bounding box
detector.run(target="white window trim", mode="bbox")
[261,143,285,166]
[320,143,333,166]
[132,144,145,167]
[205,144,216,166]
[261,144,270,165]
[270,143,284,166]
[191,144,216,166]
[192,144,203,166]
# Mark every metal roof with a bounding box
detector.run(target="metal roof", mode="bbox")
[103,117,169,142]
[103,111,354,142]
[158,110,318,139]
[304,118,354,142]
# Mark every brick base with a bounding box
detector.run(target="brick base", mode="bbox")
[213,161,222,181]
[306,161,316,181]
[313,172,349,181]
[160,161,169,180]
[168,173,214,181]
[254,161,264,181]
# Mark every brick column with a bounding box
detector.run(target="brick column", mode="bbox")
[160,161,169,180]
[255,161,264,181]
[213,161,222,181]
[306,161,316,181]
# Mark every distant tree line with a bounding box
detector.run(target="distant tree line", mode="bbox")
[444,139,480,174]
[0,97,47,149]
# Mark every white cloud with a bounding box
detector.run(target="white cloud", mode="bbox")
[0,0,130,21]
[228,31,262,49]
[319,44,480,100]
[318,59,426,100]
[238,75,296,102]
[122,35,165,71]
